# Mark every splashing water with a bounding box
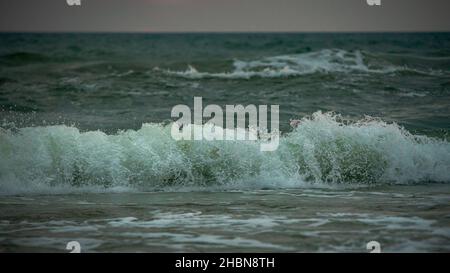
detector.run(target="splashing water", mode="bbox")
[1,112,449,195]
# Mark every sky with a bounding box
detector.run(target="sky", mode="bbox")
[0,0,449,32]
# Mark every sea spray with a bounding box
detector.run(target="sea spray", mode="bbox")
[1,112,450,195]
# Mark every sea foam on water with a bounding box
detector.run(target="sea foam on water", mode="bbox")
[1,111,449,195]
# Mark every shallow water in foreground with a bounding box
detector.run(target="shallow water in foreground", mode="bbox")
[1,184,449,253]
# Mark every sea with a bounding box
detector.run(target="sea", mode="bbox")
[0,33,449,252]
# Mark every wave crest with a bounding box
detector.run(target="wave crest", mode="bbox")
[1,112,450,195]
[158,49,441,79]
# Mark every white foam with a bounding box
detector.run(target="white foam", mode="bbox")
[159,49,438,79]
[1,111,450,195]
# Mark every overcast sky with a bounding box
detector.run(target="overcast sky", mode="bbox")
[0,0,449,32]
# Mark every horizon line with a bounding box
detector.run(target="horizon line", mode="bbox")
[1,30,450,34]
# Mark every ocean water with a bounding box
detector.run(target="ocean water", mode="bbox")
[0,33,450,252]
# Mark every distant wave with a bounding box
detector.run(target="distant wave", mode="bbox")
[1,112,450,195]
[157,49,444,79]
[0,52,50,64]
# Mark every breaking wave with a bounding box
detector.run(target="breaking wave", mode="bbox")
[159,49,443,79]
[1,112,450,195]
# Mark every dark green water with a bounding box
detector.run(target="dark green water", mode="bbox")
[1,33,449,134]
